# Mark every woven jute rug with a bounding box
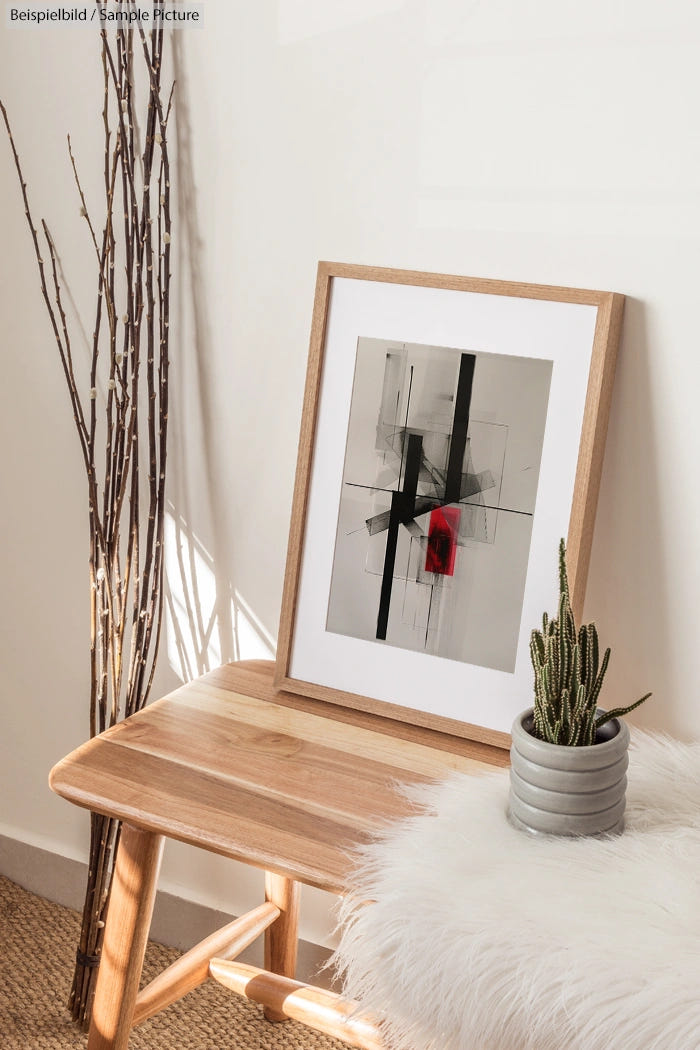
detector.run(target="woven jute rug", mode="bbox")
[0,875,345,1049]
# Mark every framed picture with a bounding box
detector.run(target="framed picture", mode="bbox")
[275,262,623,748]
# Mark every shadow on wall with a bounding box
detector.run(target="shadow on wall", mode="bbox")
[164,505,275,679]
[585,297,674,735]
[165,37,275,681]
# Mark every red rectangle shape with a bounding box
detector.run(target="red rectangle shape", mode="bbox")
[425,506,461,576]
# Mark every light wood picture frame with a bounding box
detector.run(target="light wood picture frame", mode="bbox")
[275,262,623,749]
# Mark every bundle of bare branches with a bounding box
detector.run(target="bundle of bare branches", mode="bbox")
[2,1,174,1027]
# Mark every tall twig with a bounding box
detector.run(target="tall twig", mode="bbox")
[1,0,174,1027]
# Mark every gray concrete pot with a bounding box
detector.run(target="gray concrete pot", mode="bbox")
[508,708,629,837]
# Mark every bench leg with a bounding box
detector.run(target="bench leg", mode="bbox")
[263,872,300,1022]
[87,824,164,1050]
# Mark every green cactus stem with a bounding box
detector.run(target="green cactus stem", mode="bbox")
[530,540,651,746]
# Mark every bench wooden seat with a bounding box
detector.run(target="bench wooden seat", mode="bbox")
[50,659,504,1049]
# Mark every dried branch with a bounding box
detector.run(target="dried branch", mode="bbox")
[1,0,174,1027]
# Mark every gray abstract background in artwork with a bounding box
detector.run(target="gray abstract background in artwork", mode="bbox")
[326,338,552,673]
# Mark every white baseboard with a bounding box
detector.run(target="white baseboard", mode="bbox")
[0,833,334,987]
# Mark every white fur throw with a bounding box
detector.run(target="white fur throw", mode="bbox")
[333,732,700,1050]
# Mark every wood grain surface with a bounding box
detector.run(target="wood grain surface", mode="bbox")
[50,661,498,896]
[87,825,164,1050]
[209,960,384,1050]
[132,901,280,1026]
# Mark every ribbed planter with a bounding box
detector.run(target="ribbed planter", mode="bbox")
[508,709,629,837]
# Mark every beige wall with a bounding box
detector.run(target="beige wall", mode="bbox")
[2,1,699,945]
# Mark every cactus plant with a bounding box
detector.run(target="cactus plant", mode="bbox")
[530,540,651,746]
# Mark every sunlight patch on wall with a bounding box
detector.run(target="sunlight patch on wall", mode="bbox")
[233,589,276,662]
[164,510,274,682]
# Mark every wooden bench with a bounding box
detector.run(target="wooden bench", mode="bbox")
[50,659,504,1049]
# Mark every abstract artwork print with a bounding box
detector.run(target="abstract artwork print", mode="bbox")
[326,338,553,673]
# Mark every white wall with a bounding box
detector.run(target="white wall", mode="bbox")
[2,1,699,946]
